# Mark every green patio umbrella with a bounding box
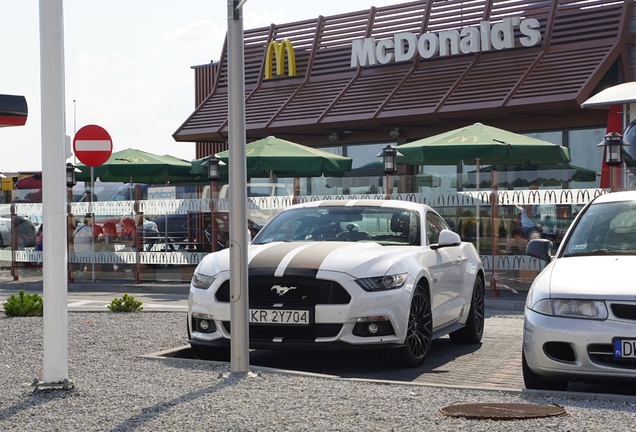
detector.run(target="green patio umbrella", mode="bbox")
[76,148,201,184]
[398,123,571,166]
[192,136,352,178]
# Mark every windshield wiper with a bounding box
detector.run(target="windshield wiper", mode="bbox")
[591,248,612,253]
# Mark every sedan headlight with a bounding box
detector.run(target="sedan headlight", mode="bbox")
[356,273,407,292]
[530,298,608,320]
[191,272,215,290]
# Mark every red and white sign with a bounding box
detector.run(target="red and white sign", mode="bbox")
[73,124,113,167]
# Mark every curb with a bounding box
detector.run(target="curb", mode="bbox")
[0,280,191,295]
[485,298,526,313]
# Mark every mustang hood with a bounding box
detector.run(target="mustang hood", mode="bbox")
[206,241,414,278]
[549,255,636,300]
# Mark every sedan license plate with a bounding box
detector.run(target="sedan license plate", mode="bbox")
[613,338,636,359]
[250,309,310,325]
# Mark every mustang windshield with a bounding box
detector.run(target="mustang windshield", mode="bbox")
[563,201,636,256]
[252,206,421,246]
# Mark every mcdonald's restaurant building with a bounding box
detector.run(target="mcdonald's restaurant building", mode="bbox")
[173,0,636,286]
[173,0,636,195]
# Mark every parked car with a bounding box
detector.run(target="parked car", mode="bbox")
[523,190,636,390]
[0,215,37,248]
[202,182,292,199]
[188,199,485,367]
[72,182,123,202]
[108,183,197,201]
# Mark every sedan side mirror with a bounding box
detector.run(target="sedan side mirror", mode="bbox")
[526,239,553,263]
[431,229,461,250]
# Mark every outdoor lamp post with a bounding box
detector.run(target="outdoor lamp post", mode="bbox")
[598,132,629,192]
[599,132,624,166]
[202,154,222,180]
[65,162,77,188]
[376,144,403,197]
[376,144,402,174]
[202,154,223,252]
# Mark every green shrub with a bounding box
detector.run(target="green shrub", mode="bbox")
[3,290,44,317]
[108,294,143,312]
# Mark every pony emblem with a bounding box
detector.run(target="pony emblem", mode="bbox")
[271,285,297,296]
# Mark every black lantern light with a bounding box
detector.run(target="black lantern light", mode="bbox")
[375,144,403,174]
[201,154,222,180]
[66,162,77,188]
[598,132,626,166]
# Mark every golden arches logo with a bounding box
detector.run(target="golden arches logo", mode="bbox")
[119,157,148,163]
[448,136,478,143]
[265,39,296,79]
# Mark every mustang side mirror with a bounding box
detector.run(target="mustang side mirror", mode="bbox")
[526,239,553,263]
[431,229,461,250]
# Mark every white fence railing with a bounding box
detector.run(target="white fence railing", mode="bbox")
[2,189,606,279]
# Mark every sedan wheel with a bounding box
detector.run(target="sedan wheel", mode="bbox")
[450,276,485,344]
[389,285,432,368]
[522,351,568,391]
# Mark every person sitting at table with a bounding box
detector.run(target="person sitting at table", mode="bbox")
[103,222,118,242]
[121,217,136,248]
[217,231,230,250]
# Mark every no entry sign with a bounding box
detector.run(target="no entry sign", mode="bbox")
[73,124,113,166]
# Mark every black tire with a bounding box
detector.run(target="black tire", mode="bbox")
[190,343,231,362]
[450,276,485,344]
[522,350,568,391]
[389,285,432,368]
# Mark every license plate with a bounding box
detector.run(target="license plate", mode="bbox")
[613,338,636,359]
[249,309,310,325]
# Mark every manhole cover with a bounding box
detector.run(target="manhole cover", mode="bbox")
[440,403,567,420]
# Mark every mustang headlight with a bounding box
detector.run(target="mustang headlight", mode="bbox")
[191,272,215,290]
[530,298,608,320]
[356,274,407,292]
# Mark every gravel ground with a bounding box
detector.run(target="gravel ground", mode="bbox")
[1,312,636,431]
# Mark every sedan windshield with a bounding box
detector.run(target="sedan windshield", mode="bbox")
[563,201,636,256]
[252,206,421,246]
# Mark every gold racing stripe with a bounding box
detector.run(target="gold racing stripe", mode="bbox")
[284,242,344,277]
[248,242,346,278]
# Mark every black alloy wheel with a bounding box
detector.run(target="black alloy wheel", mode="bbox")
[389,285,432,368]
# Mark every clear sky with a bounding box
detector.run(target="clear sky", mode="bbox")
[0,0,399,173]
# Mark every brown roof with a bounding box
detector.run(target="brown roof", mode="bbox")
[173,0,634,145]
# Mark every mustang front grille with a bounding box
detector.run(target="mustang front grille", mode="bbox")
[215,277,351,305]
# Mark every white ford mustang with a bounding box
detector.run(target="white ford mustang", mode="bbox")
[188,200,485,367]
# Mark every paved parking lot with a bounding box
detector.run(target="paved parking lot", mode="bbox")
[237,312,526,390]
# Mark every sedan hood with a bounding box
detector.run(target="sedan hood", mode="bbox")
[548,255,636,300]
[207,241,415,278]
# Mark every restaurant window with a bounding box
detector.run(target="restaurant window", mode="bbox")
[568,128,605,189]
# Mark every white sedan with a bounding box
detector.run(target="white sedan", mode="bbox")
[188,200,485,367]
[524,190,636,390]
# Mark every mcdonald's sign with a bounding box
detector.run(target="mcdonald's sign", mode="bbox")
[448,135,478,143]
[264,39,296,79]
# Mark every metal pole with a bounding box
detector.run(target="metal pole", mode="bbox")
[475,158,480,255]
[227,0,250,375]
[490,170,499,297]
[39,0,72,387]
[91,166,95,281]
